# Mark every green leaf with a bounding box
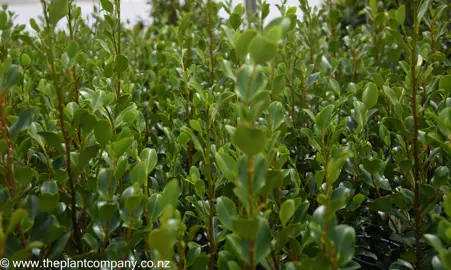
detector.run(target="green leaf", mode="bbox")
[3,65,22,93]
[326,148,353,184]
[9,108,39,137]
[74,144,101,177]
[194,180,205,198]
[100,0,114,13]
[249,35,278,65]
[330,225,356,266]
[148,228,173,257]
[50,0,69,25]
[233,124,266,157]
[272,74,285,98]
[140,148,158,173]
[265,26,282,42]
[0,11,7,29]
[316,105,335,133]
[20,54,31,68]
[41,181,58,195]
[216,197,238,231]
[362,159,380,175]
[229,13,242,30]
[362,82,379,108]
[90,90,105,111]
[111,137,134,157]
[94,119,113,146]
[417,0,430,21]
[6,209,28,235]
[383,86,399,105]
[350,194,366,211]
[431,166,449,189]
[14,166,35,185]
[48,232,71,260]
[215,152,237,182]
[231,218,259,240]
[235,29,257,61]
[148,194,163,221]
[98,168,116,200]
[236,65,265,102]
[114,54,129,73]
[161,179,179,208]
[395,5,406,25]
[368,197,392,212]
[131,161,147,185]
[280,199,295,226]
[424,234,443,250]
[67,40,77,59]
[439,75,451,91]
[38,131,64,153]
[379,125,391,146]
[445,194,451,218]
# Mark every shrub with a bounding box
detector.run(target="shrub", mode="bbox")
[0,0,450,269]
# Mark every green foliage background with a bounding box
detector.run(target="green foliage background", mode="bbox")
[0,0,450,269]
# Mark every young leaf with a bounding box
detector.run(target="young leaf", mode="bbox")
[395,5,406,25]
[280,199,295,226]
[362,82,379,108]
[216,197,238,231]
[100,0,114,13]
[50,0,69,25]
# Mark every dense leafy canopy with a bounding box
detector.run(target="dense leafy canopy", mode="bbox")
[0,0,450,269]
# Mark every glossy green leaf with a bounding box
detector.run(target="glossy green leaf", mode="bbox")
[114,54,129,73]
[50,0,69,25]
[249,35,278,65]
[233,124,266,157]
[280,199,295,226]
[362,82,379,108]
[94,119,113,146]
[231,218,259,240]
[100,0,114,13]
[9,108,38,137]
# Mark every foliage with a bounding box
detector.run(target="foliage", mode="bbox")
[0,0,450,269]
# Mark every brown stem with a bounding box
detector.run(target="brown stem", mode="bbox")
[116,0,121,98]
[208,191,216,270]
[430,17,436,54]
[41,1,83,253]
[410,2,422,267]
[247,157,255,270]
[0,93,14,197]
[207,0,215,84]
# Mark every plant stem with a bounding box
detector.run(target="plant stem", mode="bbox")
[207,0,215,84]
[0,92,14,197]
[41,1,82,253]
[116,0,121,98]
[247,155,256,270]
[205,106,216,270]
[410,1,422,268]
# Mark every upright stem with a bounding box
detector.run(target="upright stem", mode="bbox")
[116,0,121,98]
[206,106,216,270]
[41,1,82,253]
[207,0,215,84]
[410,1,422,268]
[0,93,14,196]
[67,4,79,104]
[247,156,255,270]
[329,0,335,42]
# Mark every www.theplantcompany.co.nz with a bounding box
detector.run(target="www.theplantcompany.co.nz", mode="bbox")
[0,257,171,269]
